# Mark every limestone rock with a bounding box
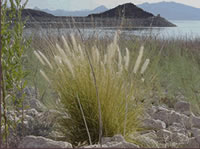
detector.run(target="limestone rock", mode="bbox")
[171,132,188,143]
[151,107,170,124]
[191,114,200,129]
[168,111,183,125]
[168,123,186,134]
[182,114,192,129]
[85,135,139,148]
[18,136,72,148]
[180,137,199,148]
[134,132,159,148]
[174,100,191,116]
[156,129,172,143]
[108,141,139,148]
[191,128,200,137]
[143,118,166,130]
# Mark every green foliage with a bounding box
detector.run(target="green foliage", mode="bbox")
[158,42,200,113]
[1,0,30,145]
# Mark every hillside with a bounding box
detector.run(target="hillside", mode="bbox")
[21,3,175,28]
[138,2,200,20]
[22,9,54,18]
[88,3,154,18]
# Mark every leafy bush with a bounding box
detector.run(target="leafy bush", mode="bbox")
[1,0,30,147]
[34,32,151,145]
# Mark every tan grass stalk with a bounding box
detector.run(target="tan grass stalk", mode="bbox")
[33,51,46,66]
[56,43,67,57]
[38,51,53,70]
[40,70,50,83]
[61,35,70,50]
[77,95,92,145]
[125,48,130,71]
[82,44,103,146]
[133,46,144,74]
[70,33,78,52]
[141,59,150,74]
[63,58,74,78]
[117,47,123,72]
[54,55,62,64]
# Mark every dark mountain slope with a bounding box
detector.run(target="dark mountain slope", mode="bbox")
[88,3,154,18]
[21,3,175,28]
[22,9,54,18]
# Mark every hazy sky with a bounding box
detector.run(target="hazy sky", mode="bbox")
[23,0,200,10]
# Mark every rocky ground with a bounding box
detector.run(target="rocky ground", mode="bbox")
[3,87,200,148]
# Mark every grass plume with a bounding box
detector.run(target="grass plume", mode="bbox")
[34,33,150,146]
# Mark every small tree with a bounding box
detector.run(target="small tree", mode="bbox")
[1,0,29,147]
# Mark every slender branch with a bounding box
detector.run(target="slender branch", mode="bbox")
[76,95,92,145]
[83,43,103,146]
[2,75,7,148]
[0,0,2,148]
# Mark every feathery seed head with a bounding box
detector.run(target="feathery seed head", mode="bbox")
[55,55,63,64]
[61,35,70,50]
[38,51,53,70]
[125,48,130,71]
[141,59,150,74]
[40,70,50,83]
[56,43,67,57]
[34,50,46,66]
[70,33,78,52]
[133,45,144,74]
[63,58,75,78]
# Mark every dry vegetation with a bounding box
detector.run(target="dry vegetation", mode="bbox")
[24,28,200,146]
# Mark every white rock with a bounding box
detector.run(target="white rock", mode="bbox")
[156,129,172,142]
[143,118,166,129]
[18,135,72,148]
[85,135,139,148]
[168,123,185,134]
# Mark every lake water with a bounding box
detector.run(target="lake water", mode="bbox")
[95,20,200,39]
[132,20,200,39]
[25,20,200,40]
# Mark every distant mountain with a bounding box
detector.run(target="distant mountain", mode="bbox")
[22,9,54,18]
[138,2,200,20]
[23,3,175,28]
[89,3,154,18]
[34,5,108,16]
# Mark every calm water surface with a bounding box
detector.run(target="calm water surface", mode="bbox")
[25,20,200,40]
[135,20,200,39]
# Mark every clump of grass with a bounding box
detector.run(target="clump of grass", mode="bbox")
[34,32,150,146]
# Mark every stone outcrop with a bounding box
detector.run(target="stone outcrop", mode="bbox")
[9,86,200,148]
[5,87,59,148]
[140,100,200,148]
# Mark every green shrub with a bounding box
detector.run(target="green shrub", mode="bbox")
[1,0,30,147]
